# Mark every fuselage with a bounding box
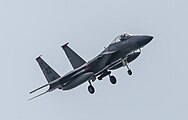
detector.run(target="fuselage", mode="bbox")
[29,33,153,100]
[61,33,153,90]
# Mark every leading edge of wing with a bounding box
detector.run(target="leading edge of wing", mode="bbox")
[101,50,117,55]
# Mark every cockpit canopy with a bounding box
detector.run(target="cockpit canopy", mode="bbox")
[110,33,132,44]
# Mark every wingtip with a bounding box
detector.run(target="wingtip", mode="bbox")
[61,43,69,48]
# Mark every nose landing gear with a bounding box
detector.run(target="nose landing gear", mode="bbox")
[127,69,132,75]
[126,65,132,75]
[122,58,133,75]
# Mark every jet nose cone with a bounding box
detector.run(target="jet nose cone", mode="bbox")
[137,35,153,47]
[147,36,153,42]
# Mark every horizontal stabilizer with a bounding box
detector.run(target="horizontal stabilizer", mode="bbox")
[61,43,86,69]
[28,91,49,101]
[29,84,49,94]
[29,78,61,100]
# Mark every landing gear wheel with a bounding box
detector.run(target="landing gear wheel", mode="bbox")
[88,85,95,94]
[127,69,132,75]
[110,76,117,84]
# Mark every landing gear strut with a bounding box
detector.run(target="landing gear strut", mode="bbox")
[126,65,132,75]
[88,80,95,94]
[122,58,132,75]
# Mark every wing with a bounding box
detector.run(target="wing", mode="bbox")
[95,58,123,76]
[97,49,118,67]
[101,50,117,55]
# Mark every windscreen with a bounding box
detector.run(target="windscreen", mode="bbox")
[110,33,132,45]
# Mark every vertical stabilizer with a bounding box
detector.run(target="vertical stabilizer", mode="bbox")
[29,56,61,100]
[61,43,86,69]
[36,56,60,83]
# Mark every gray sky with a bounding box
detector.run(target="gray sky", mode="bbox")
[0,0,188,120]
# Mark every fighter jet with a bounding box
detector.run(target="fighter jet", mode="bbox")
[29,33,153,100]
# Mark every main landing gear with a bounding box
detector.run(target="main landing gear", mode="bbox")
[88,72,118,94]
[109,75,117,84]
[88,80,95,94]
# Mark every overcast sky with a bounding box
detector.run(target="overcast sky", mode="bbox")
[0,0,188,120]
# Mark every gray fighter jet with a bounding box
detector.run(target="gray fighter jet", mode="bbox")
[29,33,153,100]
